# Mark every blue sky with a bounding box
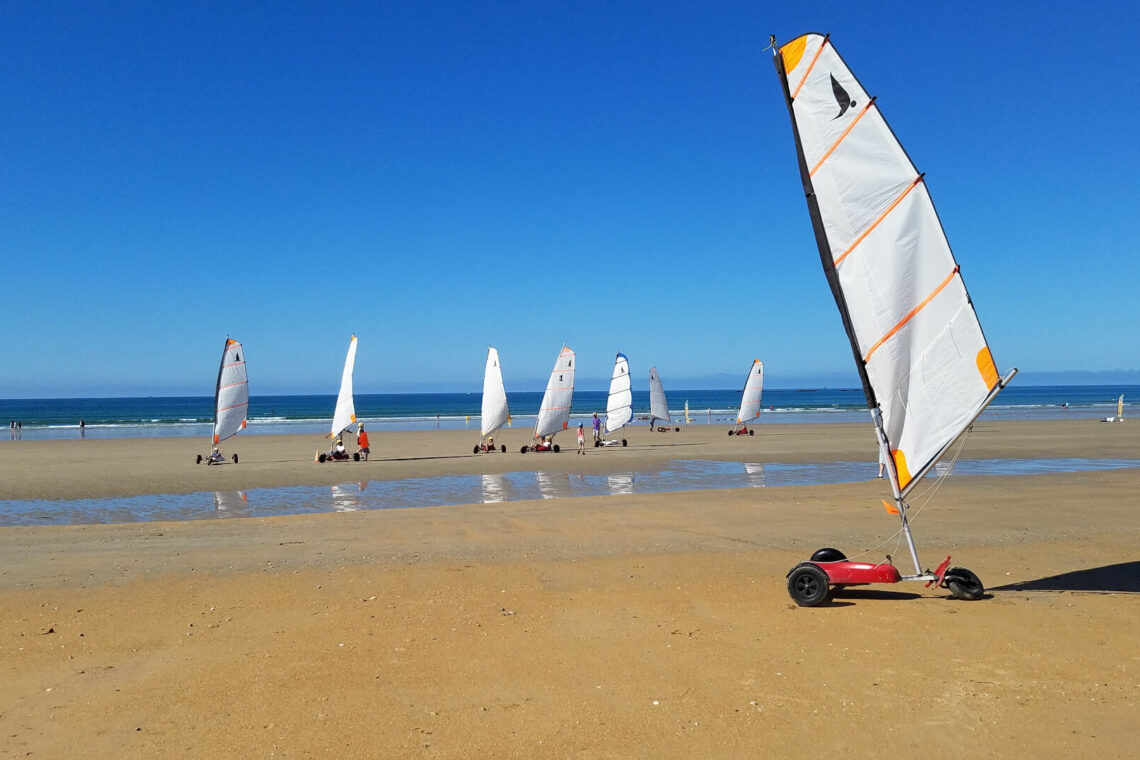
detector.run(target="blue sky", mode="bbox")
[2,1,1138,397]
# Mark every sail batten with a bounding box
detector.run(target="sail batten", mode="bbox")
[605,353,633,434]
[212,338,248,445]
[534,346,575,439]
[775,33,1011,495]
[480,347,510,437]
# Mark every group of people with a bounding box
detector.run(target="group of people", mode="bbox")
[328,423,371,461]
[8,420,22,440]
[575,412,605,454]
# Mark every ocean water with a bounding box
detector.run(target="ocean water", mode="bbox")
[0,385,1134,441]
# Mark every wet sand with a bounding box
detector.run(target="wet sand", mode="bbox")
[1,418,1137,757]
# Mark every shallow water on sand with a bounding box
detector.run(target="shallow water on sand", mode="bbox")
[2,458,1137,527]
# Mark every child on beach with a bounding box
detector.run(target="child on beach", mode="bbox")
[577,424,586,455]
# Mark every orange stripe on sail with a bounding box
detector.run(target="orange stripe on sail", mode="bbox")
[790,34,828,100]
[834,175,923,267]
[809,97,876,178]
[863,267,960,364]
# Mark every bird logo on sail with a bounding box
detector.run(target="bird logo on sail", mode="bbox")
[830,73,855,119]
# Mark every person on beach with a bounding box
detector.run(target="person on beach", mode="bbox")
[80,419,86,438]
[577,424,586,455]
[356,423,370,461]
[207,446,225,465]
[591,412,601,443]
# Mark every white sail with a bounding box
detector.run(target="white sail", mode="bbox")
[684,400,691,424]
[736,359,764,424]
[776,34,1012,497]
[1118,394,1125,421]
[605,353,633,434]
[330,336,358,437]
[213,338,248,445]
[648,367,670,423]
[481,347,510,437]
[534,346,575,439]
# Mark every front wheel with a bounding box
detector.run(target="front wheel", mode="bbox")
[500,444,506,453]
[232,453,239,464]
[943,567,984,600]
[727,430,733,437]
[520,446,528,454]
[196,454,202,464]
[318,453,327,463]
[473,445,480,454]
[552,444,560,453]
[748,429,754,436]
[787,563,831,607]
[621,439,627,447]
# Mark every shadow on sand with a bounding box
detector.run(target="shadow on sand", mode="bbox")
[991,562,1140,594]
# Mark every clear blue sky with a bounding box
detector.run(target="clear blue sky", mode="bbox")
[3,1,1138,397]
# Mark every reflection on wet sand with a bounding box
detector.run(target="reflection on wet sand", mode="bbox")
[331,482,367,512]
[213,490,249,517]
[607,472,634,495]
[536,471,571,500]
[481,473,510,503]
[744,462,765,487]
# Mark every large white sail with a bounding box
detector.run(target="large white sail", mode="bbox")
[605,353,633,434]
[648,367,670,424]
[481,347,510,437]
[776,34,1012,497]
[736,359,764,425]
[534,346,575,439]
[330,336,358,437]
[213,338,249,445]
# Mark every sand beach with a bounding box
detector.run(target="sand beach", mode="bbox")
[1,418,1137,757]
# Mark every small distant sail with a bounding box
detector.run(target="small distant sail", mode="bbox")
[648,367,670,425]
[534,346,575,439]
[330,336,358,437]
[736,360,764,424]
[213,338,248,445]
[1118,394,1125,421]
[481,347,511,437]
[684,400,691,424]
[605,353,633,434]
[775,33,1014,498]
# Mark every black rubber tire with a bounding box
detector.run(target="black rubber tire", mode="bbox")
[728,430,734,437]
[594,440,601,447]
[520,446,528,454]
[748,429,755,436]
[943,567,985,600]
[809,547,847,563]
[552,444,560,453]
[196,454,202,464]
[674,427,680,432]
[232,453,239,464]
[353,452,360,462]
[500,445,506,453]
[319,453,327,463]
[621,439,627,447]
[787,563,831,607]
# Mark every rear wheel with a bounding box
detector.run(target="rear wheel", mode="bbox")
[232,453,239,464]
[196,454,202,464]
[728,430,734,437]
[943,567,984,600]
[473,445,480,454]
[748,429,754,436]
[787,563,831,607]
[552,444,560,453]
[674,427,680,432]
[353,452,360,462]
[520,446,528,454]
[319,453,327,463]
[500,444,506,453]
[594,440,601,447]
[621,439,627,447]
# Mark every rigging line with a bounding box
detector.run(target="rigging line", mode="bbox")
[809,97,877,177]
[863,265,959,364]
[789,34,829,100]
[833,174,924,267]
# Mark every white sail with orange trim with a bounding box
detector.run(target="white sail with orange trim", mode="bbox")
[736,359,764,425]
[775,33,1014,498]
[330,336,358,438]
[213,338,248,445]
[605,353,633,434]
[480,347,510,437]
[534,346,575,439]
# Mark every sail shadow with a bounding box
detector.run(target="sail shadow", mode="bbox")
[991,562,1140,593]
